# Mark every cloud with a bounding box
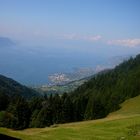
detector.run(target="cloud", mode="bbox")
[60,34,102,42]
[87,35,102,41]
[108,39,140,47]
[61,33,78,40]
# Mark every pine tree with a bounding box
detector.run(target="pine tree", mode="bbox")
[7,95,31,129]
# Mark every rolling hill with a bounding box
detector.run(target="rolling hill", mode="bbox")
[0,95,140,140]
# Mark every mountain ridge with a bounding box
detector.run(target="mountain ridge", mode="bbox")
[0,37,15,47]
[0,74,39,99]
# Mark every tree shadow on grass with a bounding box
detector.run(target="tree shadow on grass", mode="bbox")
[0,134,20,140]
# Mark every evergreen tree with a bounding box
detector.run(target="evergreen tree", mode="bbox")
[61,93,73,123]
[52,94,62,124]
[7,95,31,129]
[0,93,9,111]
[35,105,53,127]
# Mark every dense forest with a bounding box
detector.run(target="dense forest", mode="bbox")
[0,54,140,129]
[0,75,39,99]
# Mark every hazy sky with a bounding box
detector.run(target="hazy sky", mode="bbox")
[0,0,140,85]
[0,0,140,47]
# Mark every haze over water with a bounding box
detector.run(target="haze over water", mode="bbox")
[0,0,140,85]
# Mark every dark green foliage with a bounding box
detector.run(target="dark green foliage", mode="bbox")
[61,93,73,123]
[73,95,88,121]
[7,95,31,129]
[0,54,140,129]
[29,109,40,128]
[32,96,53,127]
[0,92,9,111]
[71,54,140,120]
[0,75,39,99]
[29,97,44,114]
[52,94,62,124]
[0,111,17,128]
[29,97,44,127]
[35,107,53,127]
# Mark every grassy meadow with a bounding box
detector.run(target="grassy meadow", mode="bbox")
[0,95,140,140]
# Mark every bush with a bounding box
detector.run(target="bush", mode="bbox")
[0,111,17,128]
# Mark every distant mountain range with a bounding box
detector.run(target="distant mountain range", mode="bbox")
[0,36,137,86]
[0,37,15,47]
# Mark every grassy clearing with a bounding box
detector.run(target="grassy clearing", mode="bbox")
[0,95,140,140]
[108,95,140,118]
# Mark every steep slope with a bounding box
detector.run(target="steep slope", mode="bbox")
[108,95,140,118]
[0,74,39,99]
[0,95,140,140]
[69,54,140,120]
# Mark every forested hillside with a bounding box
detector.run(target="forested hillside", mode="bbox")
[0,54,140,129]
[1,95,140,140]
[71,54,140,120]
[0,75,39,99]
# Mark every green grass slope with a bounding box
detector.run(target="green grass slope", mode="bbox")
[108,95,140,118]
[0,95,140,140]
